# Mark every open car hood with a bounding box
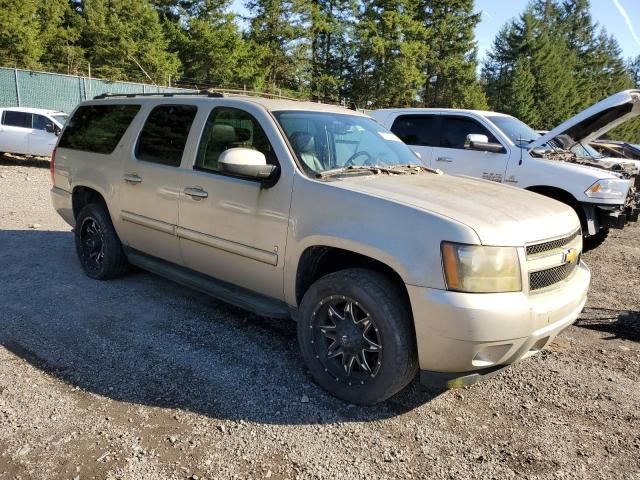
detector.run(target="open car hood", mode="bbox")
[528,90,640,151]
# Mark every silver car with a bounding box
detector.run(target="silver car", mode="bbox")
[51,94,590,404]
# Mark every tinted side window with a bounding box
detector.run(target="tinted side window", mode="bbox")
[136,105,197,166]
[2,111,32,128]
[33,114,53,131]
[195,107,276,172]
[59,105,141,154]
[391,115,439,147]
[440,117,498,149]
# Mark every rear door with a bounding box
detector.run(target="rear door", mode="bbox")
[119,103,198,265]
[0,110,32,154]
[388,114,440,167]
[433,115,509,182]
[29,114,59,156]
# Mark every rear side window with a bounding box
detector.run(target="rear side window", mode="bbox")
[136,105,198,167]
[2,111,32,128]
[440,117,498,149]
[59,104,141,154]
[391,115,439,147]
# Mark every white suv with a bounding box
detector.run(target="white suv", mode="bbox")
[51,93,590,404]
[371,90,640,249]
[0,107,68,157]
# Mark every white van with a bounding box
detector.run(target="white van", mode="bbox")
[0,107,68,157]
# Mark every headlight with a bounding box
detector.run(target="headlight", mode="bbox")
[441,242,522,293]
[584,179,630,199]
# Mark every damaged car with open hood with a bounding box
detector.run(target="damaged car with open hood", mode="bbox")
[371,89,640,249]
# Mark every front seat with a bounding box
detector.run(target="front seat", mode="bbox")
[289,131,323,172]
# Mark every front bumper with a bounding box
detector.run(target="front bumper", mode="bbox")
[407,261,590,383]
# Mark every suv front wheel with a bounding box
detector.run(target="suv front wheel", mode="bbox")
[75,203,130,280]
[298,269,418,405]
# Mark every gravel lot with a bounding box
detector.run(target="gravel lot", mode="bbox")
[0,156,639,480]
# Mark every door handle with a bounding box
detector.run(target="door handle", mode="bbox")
[123,173,142,184]
[184,187,208,199]
[436,157,453,162]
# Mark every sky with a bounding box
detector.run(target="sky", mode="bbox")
[231,0,640,61]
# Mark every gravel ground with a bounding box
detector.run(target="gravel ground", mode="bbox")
[0,155,639,480]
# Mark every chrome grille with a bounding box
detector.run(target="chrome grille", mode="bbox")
[529,261,579,291]
[526,229,580,258]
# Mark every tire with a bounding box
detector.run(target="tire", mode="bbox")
[75,203,130,280]
[298,268,418,405]
[583,228,609,252]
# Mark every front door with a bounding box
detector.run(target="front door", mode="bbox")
[177,105,293,300]
[29,114,59,156]
[119,103,199,265]
[432,115,510,182]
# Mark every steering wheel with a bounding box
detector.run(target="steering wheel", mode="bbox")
[344,151,373,167]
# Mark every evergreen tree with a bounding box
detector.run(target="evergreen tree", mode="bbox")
[418,0,487,109]
[0,0,42,68]
[180,5,257,88]
[246,0,307,94]
[81,0,181,84]
[349,0,429,108]
[481,1,632,129]
[37,0,85,74]
[502,57,539,127]
[304,0,354,102]
[628,56,640,88]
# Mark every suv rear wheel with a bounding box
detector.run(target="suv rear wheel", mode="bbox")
[75,203,129,280]
[298,268,417,405]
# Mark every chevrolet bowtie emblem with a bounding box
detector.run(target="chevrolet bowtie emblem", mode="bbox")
[563,247,578,264]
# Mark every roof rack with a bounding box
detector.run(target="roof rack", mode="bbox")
[93,90,223,100]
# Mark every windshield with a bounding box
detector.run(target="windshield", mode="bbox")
[274,111,425,175]
[486,115,541,146]
[52,114,68,126]
[571,142,604,159]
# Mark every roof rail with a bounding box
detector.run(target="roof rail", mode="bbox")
[93,90,222,100]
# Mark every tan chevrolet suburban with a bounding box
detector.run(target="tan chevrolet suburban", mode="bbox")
[51,93,591,405]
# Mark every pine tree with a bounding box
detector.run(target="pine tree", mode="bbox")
[180,8,256,89]
[37,0,84,74]
[349,0,429,108]
[0,0,42,68]
[304,0,354,102]
[502,58,539,127]
[246,0,307,94]
[418,0,487,109]
[81,0,181,84]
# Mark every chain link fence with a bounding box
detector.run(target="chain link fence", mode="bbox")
[0,67,196,113]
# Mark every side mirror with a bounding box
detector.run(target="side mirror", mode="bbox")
[45,124,56,134]
[465,133,505,154]
[218,148,276,180]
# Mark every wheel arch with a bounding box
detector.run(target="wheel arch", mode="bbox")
[72,185,107,220]
[525,185,587,226]
[294,245,413,321]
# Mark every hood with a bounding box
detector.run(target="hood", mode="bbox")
[529,90,640,151]
[332,174,579,246]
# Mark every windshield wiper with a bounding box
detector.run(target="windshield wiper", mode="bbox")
[316,165,405,178]
[394,164,443,175]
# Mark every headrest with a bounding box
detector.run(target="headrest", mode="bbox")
[290,131,315,154]
[211,124,236,144]
[235,127,251,143]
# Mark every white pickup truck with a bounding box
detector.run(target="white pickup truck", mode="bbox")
[371,90,640,249]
